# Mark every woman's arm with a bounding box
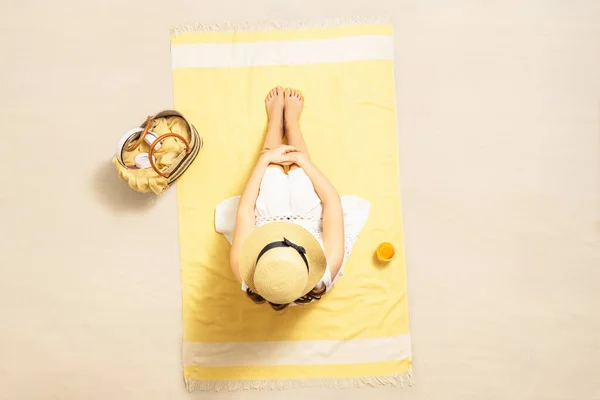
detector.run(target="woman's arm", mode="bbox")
[230,146,297,281]
[291,153,344,279]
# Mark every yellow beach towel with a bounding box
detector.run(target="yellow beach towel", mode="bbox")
[170,18,412,391]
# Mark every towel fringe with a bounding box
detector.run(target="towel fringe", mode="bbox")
[185,370,413,392]
[170,16,391,35]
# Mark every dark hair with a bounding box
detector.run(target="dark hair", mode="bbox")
[246,285,326,311]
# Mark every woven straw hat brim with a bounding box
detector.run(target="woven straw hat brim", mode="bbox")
[239,222,327,299]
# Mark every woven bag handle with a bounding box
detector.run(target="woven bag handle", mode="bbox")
[147,133,191,178]
[125,116,153,151]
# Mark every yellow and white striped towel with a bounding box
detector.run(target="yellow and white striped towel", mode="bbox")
[170,17,412,391]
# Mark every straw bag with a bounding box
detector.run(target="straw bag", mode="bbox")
[112,110,202,194]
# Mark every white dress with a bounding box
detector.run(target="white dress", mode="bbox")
[215,167,370,292]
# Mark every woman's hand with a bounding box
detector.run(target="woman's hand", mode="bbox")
[261,145,298,165]
[286,151,310,167]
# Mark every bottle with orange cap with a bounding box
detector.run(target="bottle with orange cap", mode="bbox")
[376,242,395,262]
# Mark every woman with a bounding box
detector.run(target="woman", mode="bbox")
[215,86,370,310]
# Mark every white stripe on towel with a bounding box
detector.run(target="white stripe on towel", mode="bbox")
[183,333,411,367]
[171,35,393,69]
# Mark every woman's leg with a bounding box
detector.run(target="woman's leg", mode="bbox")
[262,86,285,172]
[284,88,309,170]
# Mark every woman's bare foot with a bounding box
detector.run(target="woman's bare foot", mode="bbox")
[265,86,284,133]
[284,88,304,128]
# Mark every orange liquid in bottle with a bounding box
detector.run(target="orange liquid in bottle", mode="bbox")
[376,242,395,262]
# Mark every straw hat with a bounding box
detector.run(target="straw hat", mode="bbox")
[239,222,327,305]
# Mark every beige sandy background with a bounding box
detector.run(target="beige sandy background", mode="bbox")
[1,0,599,399]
